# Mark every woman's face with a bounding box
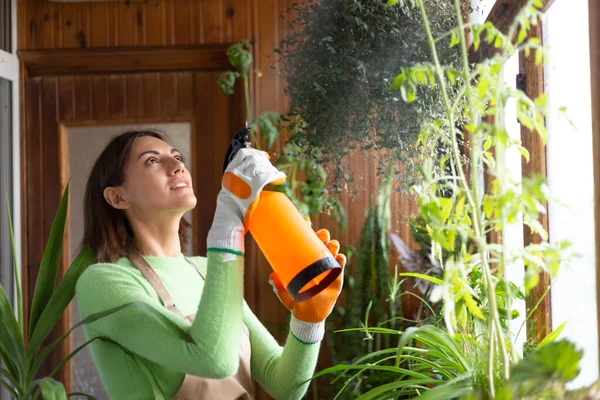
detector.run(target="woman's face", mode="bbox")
[114,136,197,215]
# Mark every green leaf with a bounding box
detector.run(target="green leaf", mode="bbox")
[511,340,582,384]
[356,378,440,399]
[450,31,459,48]
[0,280,24,378]
[399,272,443,286]
[538,321,567,348]
[6,196,23,335]
[517,145,530,163]
[494,35,503,48]
[385,0,398,5]
[518,28,527,44]
[67,393,96,399]
[28,248,94,365]
[463,291,484,320]
[408,375,473,399]
[29,184,70,338]
[524,268,540,294]
[535,49,543,65]
[34,377,67,400]
[483,195,494,219]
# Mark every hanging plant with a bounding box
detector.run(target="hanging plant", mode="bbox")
[277,0,461,187]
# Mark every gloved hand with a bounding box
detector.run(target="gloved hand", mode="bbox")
[207,148,286,256]
[269,227,346,343]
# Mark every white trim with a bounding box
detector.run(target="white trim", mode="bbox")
[0,50,18,82]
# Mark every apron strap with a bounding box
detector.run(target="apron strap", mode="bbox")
[185,258,206,280]
[128,250,187,320]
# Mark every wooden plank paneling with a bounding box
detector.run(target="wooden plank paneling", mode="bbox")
[88,2,109,47]
[202,0,224,43]
[24,78,42,346]
[145,0,163,46]
[126,74,145,119]
[177,72,194,117]
[73,76,92,120]
[37,1,56,49]
[520,24,551,345]
[107,75,126,120]
[91,75,109,120]
[193,72,216,256]
[174,0,193,45]
[57,76,74,121]
[159,72,178,119]
[116,1,138,47]
[142,72,160,119]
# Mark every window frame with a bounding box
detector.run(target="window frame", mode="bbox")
[0,0,21,311]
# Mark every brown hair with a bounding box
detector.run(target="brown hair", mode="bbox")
[81,129,191,263]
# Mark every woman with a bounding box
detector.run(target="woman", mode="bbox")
[75,129,345,400]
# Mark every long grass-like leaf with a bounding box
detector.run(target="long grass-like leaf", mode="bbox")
[335,327,402,335]
[6,196,24,335]
[0,342,19,384]
[0,373,18,398]
[0,367,20,394]
[537,321,567,348]
[356,378,440,399]
[399,272,444,285]
[27,248,94,365]
[0,282,24,376]
[29,184,70,338]
[30,300,194,376]
[33,377,67,400]
[413,374,473,399]
[48,336,100,378]
[67,393,96,399]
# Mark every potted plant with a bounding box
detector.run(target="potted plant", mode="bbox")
[276,0,461,189]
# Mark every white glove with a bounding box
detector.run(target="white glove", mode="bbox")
[207,148,286,256]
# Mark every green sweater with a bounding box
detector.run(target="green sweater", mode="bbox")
[75,252,321,399]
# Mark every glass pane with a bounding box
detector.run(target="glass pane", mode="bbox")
[501,53,527,354]
[0,77,14,400]
[545,0,598,388]
[0,0,11,53]
[69,123,193,399]
[0,77,13,305]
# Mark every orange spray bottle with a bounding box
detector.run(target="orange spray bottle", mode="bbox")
[223,126,341,302]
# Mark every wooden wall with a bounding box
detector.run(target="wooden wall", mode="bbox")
[18,0,420,397]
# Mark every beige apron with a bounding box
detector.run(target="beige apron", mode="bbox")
[128,251,254,400]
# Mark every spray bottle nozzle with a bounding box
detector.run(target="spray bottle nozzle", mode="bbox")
[223,125,252,173]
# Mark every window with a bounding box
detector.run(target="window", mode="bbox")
[544,0,598,388]
[0,1,19,399]
[0,0,19,304]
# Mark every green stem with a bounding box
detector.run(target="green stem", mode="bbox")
[417,0,510,393]
[243,75,252,123]
[451,0,511,384]
[488,317,496,398]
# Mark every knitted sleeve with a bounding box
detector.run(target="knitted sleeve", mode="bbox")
[242,301,321,400]
[75,252,244,379]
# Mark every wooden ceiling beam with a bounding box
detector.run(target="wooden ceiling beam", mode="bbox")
[18,44,232,77]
